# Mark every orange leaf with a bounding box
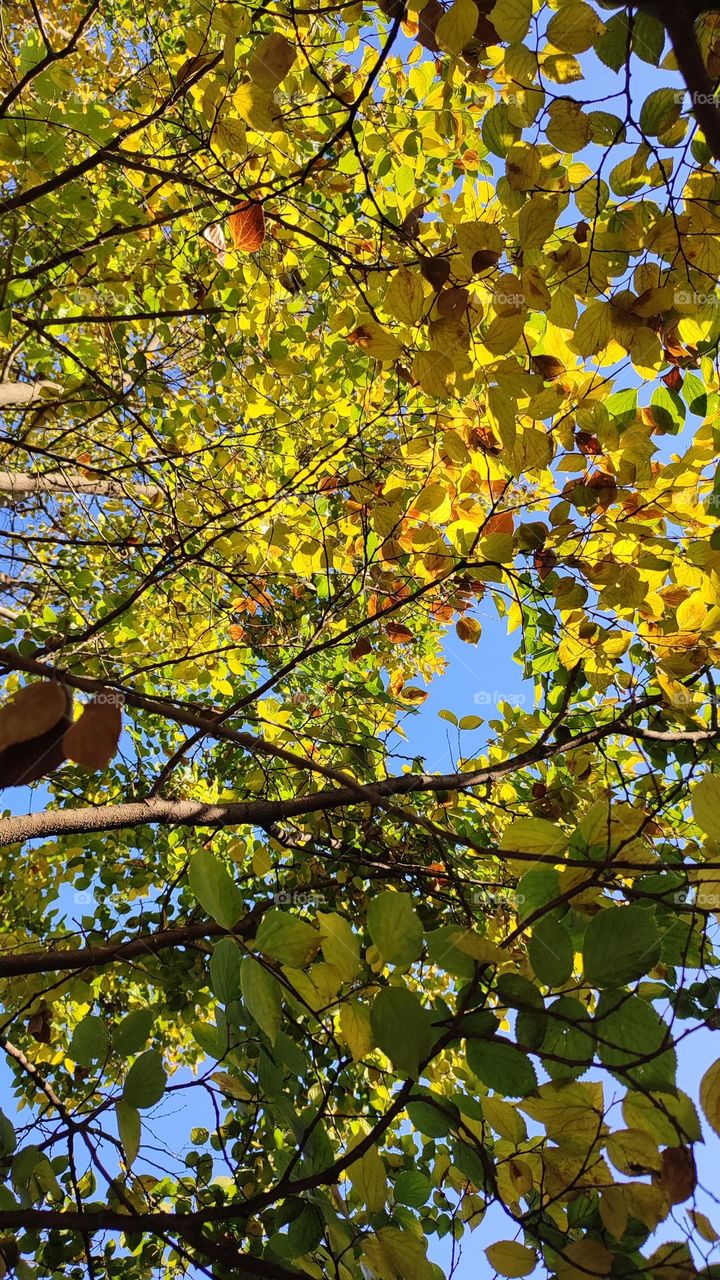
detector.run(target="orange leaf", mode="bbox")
[228,203,266,253]
[385,623,413,644]
[64,696,122,770]
[456,616,481,644]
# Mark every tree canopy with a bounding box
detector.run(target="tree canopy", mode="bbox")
[2,0,720,1276]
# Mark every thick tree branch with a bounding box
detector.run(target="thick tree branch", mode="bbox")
[633,0,720,161]
[0,910,263,978]
[0,470,160,500]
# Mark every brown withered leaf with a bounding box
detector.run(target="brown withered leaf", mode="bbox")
[0,684,72,788]
[456,616,481,644]
[534,549,558,580]
[659,1146,697,1206]
[228,202,266,253]
[419,256,451,291]
[64,696,122,770]
[576,431,602,456]
[417,0,441,47]
[531,354,566,381]
[350,637,372,659]
[437,287,469,321]
[0,681,68,751]
[471,248,500,274]
[385,622,414,644]
[27,1006,52,1044]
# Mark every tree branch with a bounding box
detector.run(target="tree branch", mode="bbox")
[633,0,720,161]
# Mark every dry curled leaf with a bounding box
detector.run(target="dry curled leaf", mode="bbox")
[64,696,122,770]
[203,223,227,266]
[228,202,266,253]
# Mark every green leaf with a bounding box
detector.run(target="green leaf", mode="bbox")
[0,1110,16,1158]
[114,1009,154,1057]
[240,957,281,1043]
[633,10,665,64]
[583,906,661,989]
[69,1015,109,1067]
[189,849,243,930]
[542,996,595,1082]
[210,936,243,1004]
[115,1100,141,1167]
[528,917,574,987]
[639,88,681,137]
[255,909,320,967]
[367,891,423,967]
[466,1038,538,1097]
[371,987,435,1076]
[123,1050,167,1110]
[596,994,676,1090]
[406,1093,458,1138]
[394,1169,431,1207]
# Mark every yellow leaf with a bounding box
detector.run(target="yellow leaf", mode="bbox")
[347,322,403,363]
[350,1145,387,1211]
[214,116,247,154]
[339,1001,374,1061]
[252,846,272,876]
[386,268,427,325]
[599,1187,628,1241]
[692,775,720,841]
[317,912,360,983]
[676,594,706,632]
[547,3,603,54]
[485,1241,537,1278]
[605,1128,661,1176]
[233,82,276,131]
[700,1057,720,1137]
[555,1239,613,1280]
[546,99,591,152]
[690,1210,719,1243]
[484,313,526,355]
[413,350,453,397]
[436,0,479,56]
[362,1228,433,1280]
[248,33,295,90]
[572,301,613,357]
[490,0,531,43]
[518,195,558,251]
[500,818,566,857]
[630,325,663,376]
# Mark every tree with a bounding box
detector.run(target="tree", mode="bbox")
[1,0,720,1275]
